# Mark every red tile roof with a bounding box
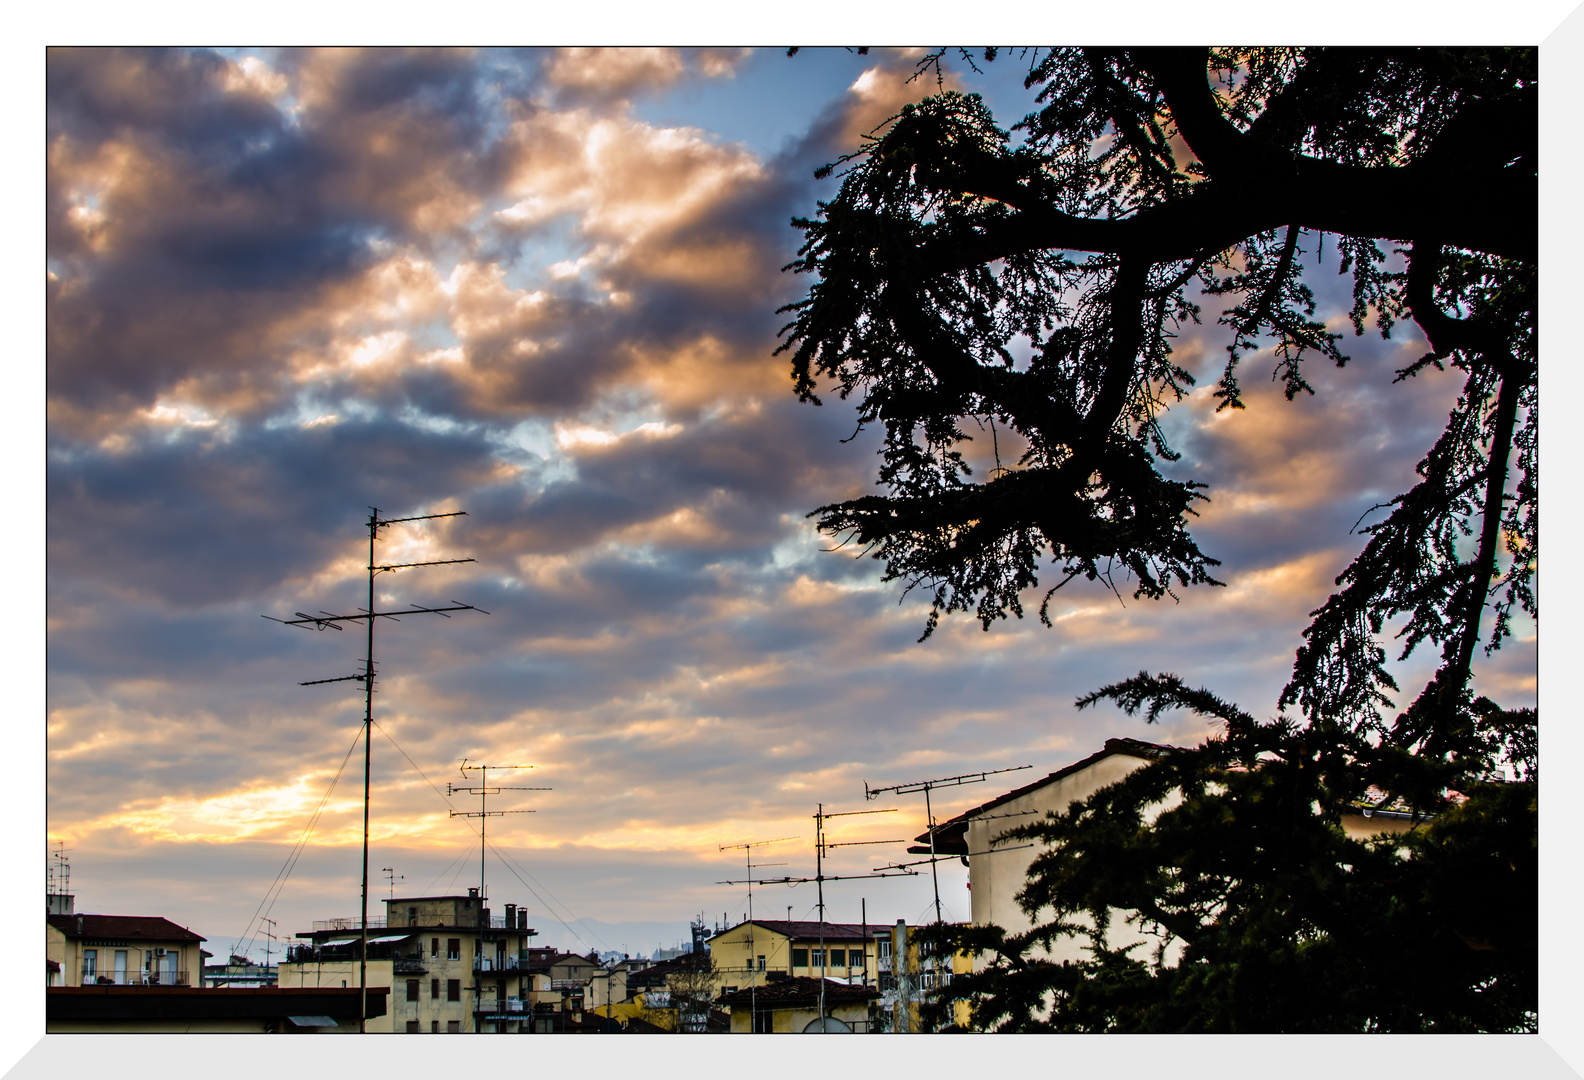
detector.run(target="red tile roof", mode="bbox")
[719,976,878,1008]
[48,914,205,943]
[709,920,888,943]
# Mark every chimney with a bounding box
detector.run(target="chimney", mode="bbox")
[518,910,528,930]
[505,903,516,928]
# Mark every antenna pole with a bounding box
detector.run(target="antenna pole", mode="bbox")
[359,507,376,1033]
[450,763,544,1033]
[718,835,795,1033]
[816,803,826,1027]
[924,784,941,925]
[264,504,484,1034]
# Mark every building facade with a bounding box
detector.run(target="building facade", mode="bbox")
[707,919,883,995]
[46,912,207,989]
[276,890,540,1033]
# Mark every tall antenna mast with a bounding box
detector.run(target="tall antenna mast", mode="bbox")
[864,766,1031,925]
[449,762,546,1034]
[719,809,912,1031]
[382,867,404,902]
[265,506,487,1031]
[717,836,794,1033]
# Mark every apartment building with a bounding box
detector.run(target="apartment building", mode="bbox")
[276,890,540,1033]
[47,910,206,988]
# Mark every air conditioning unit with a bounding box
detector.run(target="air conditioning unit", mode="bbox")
[154,949,167,957]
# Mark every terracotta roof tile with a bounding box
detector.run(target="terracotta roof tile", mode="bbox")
[47,914,205,942]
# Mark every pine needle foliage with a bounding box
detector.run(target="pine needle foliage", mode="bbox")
[782,47,1536,1032]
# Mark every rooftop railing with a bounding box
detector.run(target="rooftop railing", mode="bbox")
[312,915,529,932]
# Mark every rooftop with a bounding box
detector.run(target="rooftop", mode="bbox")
[720,977,879,1008]
[47,914,205,943]
[710,919,891,944]
[912,738,1175,854]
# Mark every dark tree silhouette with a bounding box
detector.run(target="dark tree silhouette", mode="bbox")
[781,47,1536,1032]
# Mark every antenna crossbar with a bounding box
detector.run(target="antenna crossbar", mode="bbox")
[374,511,468,527]
[375,558,476,573]
[863,765,1033,800]
[299,673,370,686]
[861,765,1032,926]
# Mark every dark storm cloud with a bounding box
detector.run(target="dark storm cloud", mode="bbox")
[48,414,503,606]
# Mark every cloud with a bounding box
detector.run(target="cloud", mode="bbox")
[541,47,752,108]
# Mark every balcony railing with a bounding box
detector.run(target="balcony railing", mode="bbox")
[313,914,527,932]
[81,969,191,987]
[473,997,527,1016]
[312,917,390,932]
[473,955,536,973]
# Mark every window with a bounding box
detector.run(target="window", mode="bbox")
[879,940,892,959]
[811,949,824,967]
[752,1010,773,1033]
[849,950,864,968]
[879,973,896,991]
[447,938,460,960]
[830,949,845,967]
[431,938,439,958]
[447,1020,461,1033]
[406,1020,420,1033]
[431,978,441,999]
[447,979,461,1002]
[431,1020,439,1033]
[407,979,421,1002]
[81,949,96,982]
[408,907,419,927]
[756,955,765,971]
[791,948,808,968]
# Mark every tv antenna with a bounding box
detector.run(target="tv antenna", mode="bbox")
[382,867,404,902]
[715,829,792,1032]
[262,917,277,971]
[47,841,71,906]
[864,766,1032,924]
[264,506,487,1030]
[449,763,547,914]
[718,807,917,1028]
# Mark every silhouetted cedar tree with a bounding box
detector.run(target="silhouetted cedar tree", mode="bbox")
[779,47,1536,1032]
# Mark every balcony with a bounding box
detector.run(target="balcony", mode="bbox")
[473,997,527,1017]
[473,954,536,974]
[81,969,190,987]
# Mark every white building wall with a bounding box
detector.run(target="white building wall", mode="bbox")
[966,750,1184,969]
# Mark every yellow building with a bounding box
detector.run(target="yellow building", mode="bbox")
[707,919,884,997]
[875,919,973,1032]
[47,912,206,988]
[276,890,540,1033]
[721,976,879,1033]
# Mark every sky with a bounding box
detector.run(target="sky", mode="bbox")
[26,35,1574,1071]
[40,45,1545,965]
